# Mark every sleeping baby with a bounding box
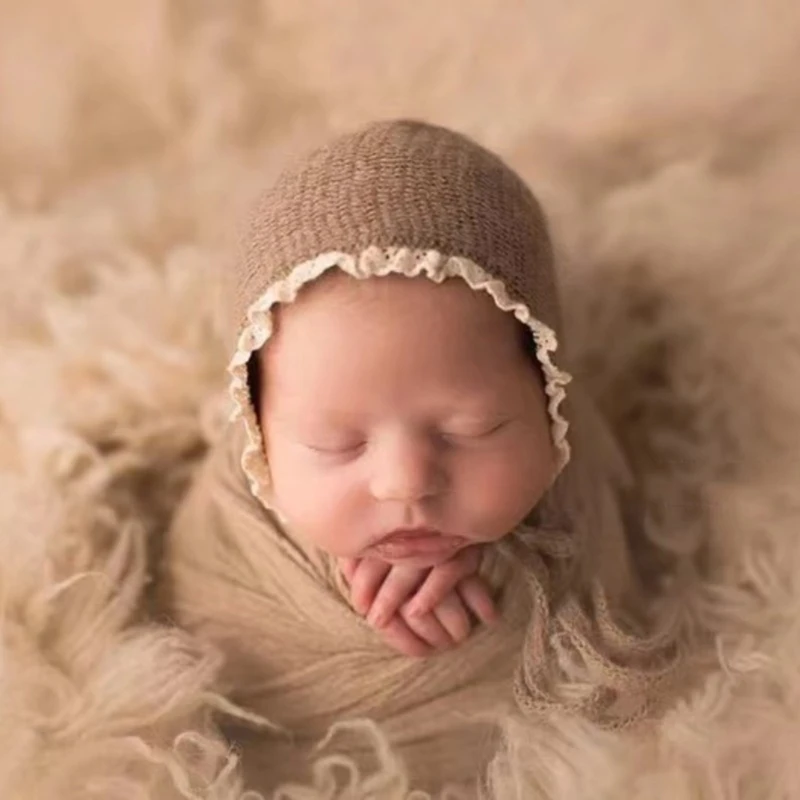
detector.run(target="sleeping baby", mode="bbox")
[159,119,677,795]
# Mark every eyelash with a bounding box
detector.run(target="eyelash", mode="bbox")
[309,442,366,457]
[308,422,507,456]
[441,421,508,442]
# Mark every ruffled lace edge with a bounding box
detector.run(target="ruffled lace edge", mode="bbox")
[227,246,573,508]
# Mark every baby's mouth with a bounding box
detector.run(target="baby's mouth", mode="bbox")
[370,528,467,561]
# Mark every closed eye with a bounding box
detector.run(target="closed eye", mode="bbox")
[441,421,509,441]
[306,441,366,456]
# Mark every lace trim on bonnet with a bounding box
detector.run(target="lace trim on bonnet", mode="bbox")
[227,246,573,508]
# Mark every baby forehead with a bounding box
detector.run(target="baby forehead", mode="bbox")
[265,272,535,375]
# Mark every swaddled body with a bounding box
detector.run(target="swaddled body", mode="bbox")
[160,120,675,795]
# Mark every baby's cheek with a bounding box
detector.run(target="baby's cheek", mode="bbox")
[292,475,367,557]
[464,450,548,535]
[268,457,331,550]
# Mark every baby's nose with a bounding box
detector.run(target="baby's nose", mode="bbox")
[368,433,446,503]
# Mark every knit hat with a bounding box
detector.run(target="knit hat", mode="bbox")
[227,119,572,507]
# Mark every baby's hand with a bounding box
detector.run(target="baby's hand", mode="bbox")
[338,547,498,658]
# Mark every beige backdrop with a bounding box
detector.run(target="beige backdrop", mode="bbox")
[2,2,800,799]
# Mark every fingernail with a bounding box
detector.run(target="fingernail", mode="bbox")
[368,609,386,627]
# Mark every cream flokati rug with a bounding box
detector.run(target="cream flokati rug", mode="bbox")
[2,1,800,798]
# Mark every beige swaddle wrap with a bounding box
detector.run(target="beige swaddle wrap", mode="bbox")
[160,120,679,794]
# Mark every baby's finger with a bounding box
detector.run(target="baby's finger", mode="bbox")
[379,615,432,658]
[402,607,454,651]
[348,558,391,616]
[433,591,472,643]
[337,557,360,584]
[367,567,425,628]
[405,549,480,618]
[458,576,499,625]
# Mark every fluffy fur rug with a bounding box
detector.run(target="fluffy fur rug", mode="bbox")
[2,2,800,798]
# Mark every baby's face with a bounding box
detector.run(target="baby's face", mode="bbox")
[258,271,555,567]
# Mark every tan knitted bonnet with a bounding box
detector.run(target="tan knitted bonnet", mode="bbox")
[228,119,573,507]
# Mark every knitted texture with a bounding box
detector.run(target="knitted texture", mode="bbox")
[233,119,561,345]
